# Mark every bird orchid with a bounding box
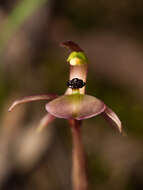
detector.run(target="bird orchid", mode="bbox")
[9,41,123,190]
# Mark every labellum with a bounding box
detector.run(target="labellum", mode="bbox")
[46,94,105,120]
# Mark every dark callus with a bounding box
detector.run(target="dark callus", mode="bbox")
[67,78,86,89]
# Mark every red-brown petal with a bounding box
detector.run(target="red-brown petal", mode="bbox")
[102,106,122,133]
[46,94,105,120]
[8,94,58,112]
[36,113,55,132]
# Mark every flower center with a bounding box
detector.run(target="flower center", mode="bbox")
[67,78,86,89]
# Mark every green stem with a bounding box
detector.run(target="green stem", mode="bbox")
[69,119,88,190]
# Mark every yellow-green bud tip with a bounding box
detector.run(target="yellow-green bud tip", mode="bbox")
[67,51,88,65]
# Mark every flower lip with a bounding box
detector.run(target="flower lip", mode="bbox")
[46,94,105,120]
[67,78,86,89]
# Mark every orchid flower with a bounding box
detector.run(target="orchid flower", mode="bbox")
[9,41,123,190]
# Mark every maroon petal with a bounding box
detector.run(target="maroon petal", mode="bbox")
[46,94,105,120]
[102,106,122,133]
[37,114,55,132]
[60,41,83,52]
[8,94,58,112]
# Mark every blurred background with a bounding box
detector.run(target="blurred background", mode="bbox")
[0,0,143,189]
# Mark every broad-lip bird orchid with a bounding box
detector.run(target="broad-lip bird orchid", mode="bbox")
[8,41,122,133]
[8,41,123,190]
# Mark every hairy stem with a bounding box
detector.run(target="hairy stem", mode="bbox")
[69,119,88,190]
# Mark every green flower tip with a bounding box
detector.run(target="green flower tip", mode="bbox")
[67,51,88,65]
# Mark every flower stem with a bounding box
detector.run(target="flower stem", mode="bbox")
[69,119,88,190]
